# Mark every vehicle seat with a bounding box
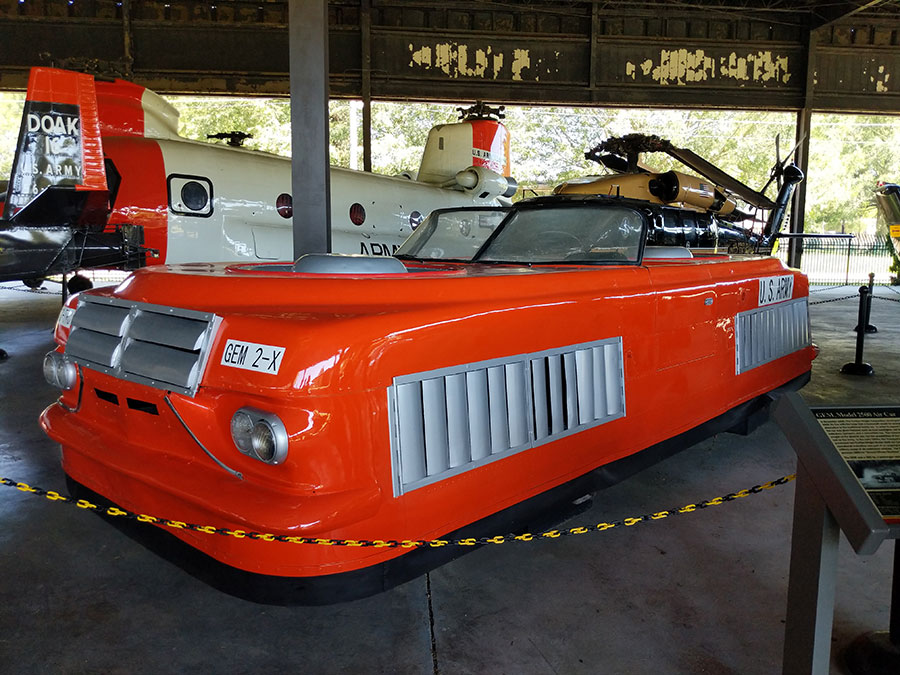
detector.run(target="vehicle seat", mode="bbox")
[642,246,694,259]
[292,253,408,274]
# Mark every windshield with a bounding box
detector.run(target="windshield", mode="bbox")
[396,204,646,264]
[479,205,644,263]
[396,208,509,260]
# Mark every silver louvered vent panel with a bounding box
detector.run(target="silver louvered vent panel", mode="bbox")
[389,337,625,496]
[735,297,809,374]
[71,301,132,336]
[64,295,218,396]
[128,310,210,350]
[119,341,203,390]
[65,328,124,368]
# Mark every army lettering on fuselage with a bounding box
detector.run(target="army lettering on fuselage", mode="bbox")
[360,242,401,256]
[758,275,794,307]
[5,101,82,217]
[27,113,80,136]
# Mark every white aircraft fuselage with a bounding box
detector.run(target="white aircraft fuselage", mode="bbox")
[1,68,515,282]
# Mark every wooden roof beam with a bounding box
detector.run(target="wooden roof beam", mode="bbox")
[809,0,887,30]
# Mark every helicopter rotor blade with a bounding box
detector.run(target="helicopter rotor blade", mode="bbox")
[597,154,629,174]
[782,136,804,164]
[591,152,653,175]
[664,146,776,210]
[759,134,806,196]
[587,133,777,209]
[775,134,782,190]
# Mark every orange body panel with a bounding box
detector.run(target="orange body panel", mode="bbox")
[102,137,168,263]
[41,255,813,578]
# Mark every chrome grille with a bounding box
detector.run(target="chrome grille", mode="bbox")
[735,297,809,374]
[64,295,218,396]
[388,337,625,496]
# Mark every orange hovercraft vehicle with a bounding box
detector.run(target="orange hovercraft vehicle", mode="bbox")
[40,135,813,604]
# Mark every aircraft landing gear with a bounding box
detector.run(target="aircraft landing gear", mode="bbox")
[22,277,45,289]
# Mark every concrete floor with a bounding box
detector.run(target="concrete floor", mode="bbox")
[1,280,898,674]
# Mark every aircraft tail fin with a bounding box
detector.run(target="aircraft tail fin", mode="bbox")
[416,103,516,199]
[4,67,109,224]
[417,103,511,184]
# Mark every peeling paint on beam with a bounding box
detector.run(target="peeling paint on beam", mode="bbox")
[406,40,570,83]
[815,49,899,97]
[867,63,892,92]
[875,64,891,92]
[625,49,792,86]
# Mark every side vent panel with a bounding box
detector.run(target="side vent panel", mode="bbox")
[389,337,625,496]
[735,297,809,374]
[64,295,218,396]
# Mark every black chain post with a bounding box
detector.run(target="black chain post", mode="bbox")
[841,285,875,376]
[854,272,878,334]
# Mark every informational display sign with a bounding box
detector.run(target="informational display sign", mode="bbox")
[812,406,900,523]
[777,396,900,675]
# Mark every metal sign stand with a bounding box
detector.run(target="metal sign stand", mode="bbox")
[843,546,900,673]
[773,393,900,675]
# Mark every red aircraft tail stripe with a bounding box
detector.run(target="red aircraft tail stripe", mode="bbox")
[94,78,148,138]
[72,73,106,192]
[470,119,511,178]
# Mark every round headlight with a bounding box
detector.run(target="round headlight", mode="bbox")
[230,411,254,453]
[43,351,77,390]
[251,421,277,462]
[56,360,77,390]
[230,407,288,465]
[43,352,59,387]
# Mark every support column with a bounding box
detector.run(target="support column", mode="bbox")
[788,29,817,270]
[121,0,134,79]
[361,0,373,173]
[589,2,600,101]
[790,105,812,270]
[289,0,331,256]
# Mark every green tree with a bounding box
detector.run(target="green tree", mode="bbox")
[806,113,900,234]
[0,92,25,182]
[501,106,794,192]
[167,95,293,157]
[166,96,358,169]
[369,101,458,176]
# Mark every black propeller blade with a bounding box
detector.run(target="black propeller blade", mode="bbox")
[760,134,805,196]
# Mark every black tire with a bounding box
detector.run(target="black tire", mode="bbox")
[22,277,45,289]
